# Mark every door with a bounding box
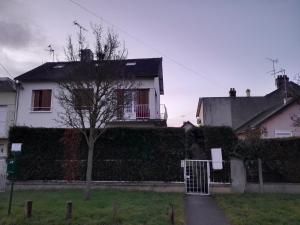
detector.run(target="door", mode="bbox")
[184,160,210,195]
[136,89,149,119]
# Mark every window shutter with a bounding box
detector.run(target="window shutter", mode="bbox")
[41,90,52,110]
[33,91,40,110]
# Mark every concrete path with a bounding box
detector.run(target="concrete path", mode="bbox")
[185,195,231,225]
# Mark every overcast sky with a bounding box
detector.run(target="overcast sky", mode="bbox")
[0,0,299,126]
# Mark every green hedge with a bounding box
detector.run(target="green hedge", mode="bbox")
[187,126,237,160]
[9,126,237,181]
[9,127,186,181]
[234,138,300,183]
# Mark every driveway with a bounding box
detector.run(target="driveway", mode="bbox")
[185,195,231,225]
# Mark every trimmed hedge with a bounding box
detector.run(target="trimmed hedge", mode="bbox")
[187,126,237,160]
[234,138,300,183]
[8,126,237,181]
[9,127,186,181]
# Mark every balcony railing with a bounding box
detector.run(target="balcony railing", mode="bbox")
[117,104,167,121]
[135,104,150,119]
[160,104,168,120]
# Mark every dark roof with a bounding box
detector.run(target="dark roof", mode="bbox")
[15,58,164,94]
[197,80,300,130]
[0,77,16,92]
[181,121,196,129]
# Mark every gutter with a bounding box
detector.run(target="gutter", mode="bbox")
[13,80,21,126]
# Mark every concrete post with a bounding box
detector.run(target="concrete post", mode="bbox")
[230,158,246,193]
[258,159,264,193]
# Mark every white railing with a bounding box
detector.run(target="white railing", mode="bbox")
[117,104,168,121]
[120,104,150,120]
[135,104,150,119]
[160,104,168,120]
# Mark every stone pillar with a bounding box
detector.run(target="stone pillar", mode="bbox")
[230,158,246,193]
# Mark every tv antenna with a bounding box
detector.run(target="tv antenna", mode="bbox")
[73,20,87,50]
[266,57,278,78]
[46,44,55,62]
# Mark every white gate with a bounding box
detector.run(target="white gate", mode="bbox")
[0,159,7,192]
[184,160,210,195]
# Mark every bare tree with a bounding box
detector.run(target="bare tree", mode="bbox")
[56,24,135,200]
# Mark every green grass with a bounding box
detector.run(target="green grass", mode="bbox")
[214,194,300,225]
[0,189,185,225]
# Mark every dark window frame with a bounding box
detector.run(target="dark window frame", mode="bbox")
[31,89,52,111]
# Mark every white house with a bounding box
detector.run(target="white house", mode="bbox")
[0,78,16,158]
[14,55,167,128]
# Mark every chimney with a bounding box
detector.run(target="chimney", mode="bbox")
[275,75,289,89]
[246,89,251,97]
[229,88,236,97]
[80,49,94,62]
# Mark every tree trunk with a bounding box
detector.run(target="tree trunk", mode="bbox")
[84,138,95,200]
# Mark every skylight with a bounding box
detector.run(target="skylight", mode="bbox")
[53,64,65,69]
[126,62,136,66]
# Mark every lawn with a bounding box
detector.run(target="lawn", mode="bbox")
[0,189,185,225]
[215,194,300,225]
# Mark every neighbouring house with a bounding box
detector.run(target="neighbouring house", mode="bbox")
[0,77,16,158]
[196,75,300,138]
[14,51,167,128]
[181,121,196,131]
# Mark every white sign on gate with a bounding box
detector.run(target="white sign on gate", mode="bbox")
[11,143,22,152]
[211,148,223,170]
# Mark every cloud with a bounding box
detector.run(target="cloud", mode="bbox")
[0,21,36,49]
[0,0,45,50]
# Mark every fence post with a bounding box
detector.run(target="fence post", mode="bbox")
[169,203,175,225]
[25,200,33,218]
[258,158,264,193]
[66,201,73,221]
[230,158,246,193]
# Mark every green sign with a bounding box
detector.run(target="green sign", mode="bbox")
[6,159,18,177]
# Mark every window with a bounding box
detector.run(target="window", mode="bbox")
[73,88,94,110]
[32,90,52,111]
[275,130,293,138]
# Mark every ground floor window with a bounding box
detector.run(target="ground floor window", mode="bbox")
[274,130,293,138]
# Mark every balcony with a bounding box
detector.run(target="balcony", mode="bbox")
[109,104,167,127]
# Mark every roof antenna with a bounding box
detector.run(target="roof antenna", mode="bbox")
[266,57,278,78]
[73,20,88,51]
[46,45,55,62]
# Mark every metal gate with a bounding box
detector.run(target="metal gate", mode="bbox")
[0,159,7,192]
[184,160,210,195]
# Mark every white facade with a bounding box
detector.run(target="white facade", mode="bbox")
[0,92,16,158]
[16,78,163,128]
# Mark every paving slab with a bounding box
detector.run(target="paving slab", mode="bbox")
[185,195,231,225]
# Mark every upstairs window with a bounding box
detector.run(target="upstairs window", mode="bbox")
[32,90,52,111]
[74,88,94,110]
